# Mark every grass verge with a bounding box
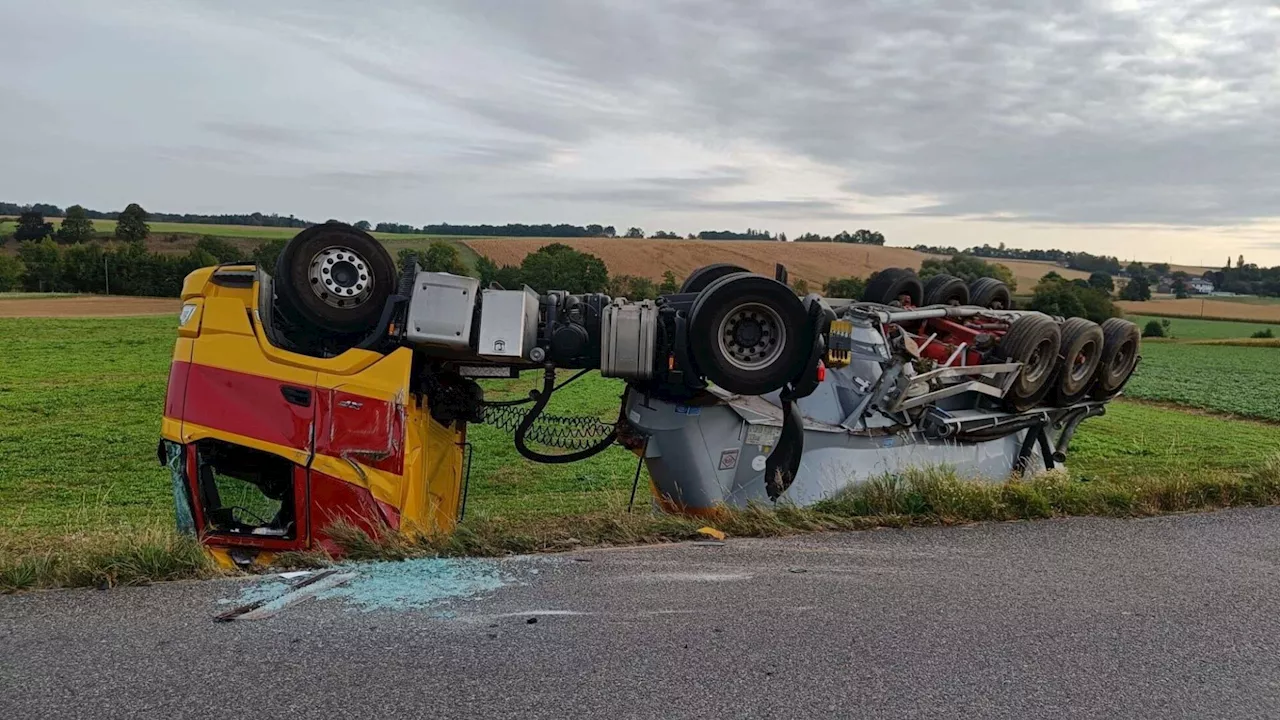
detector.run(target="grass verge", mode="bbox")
[0,528,216,593]
[277,459,1280,565]
[7,458,1279,590]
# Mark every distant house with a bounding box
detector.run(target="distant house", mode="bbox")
[1189,278,1214,294]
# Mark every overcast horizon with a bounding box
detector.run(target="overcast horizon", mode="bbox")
[5,0,1280,267]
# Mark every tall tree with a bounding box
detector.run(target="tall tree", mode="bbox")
[354,220,371,231]
[14,211,54,242]
[850,229,886,245]
[624,227,644,238]
[1087,271,1115,294]
[1119,275,1152,301]
[115,203,150,243]
[56,205,96,244]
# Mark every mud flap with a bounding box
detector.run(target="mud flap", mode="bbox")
[764,399,805,500]
[762,297,829,501]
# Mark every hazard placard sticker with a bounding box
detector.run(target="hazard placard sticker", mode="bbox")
[718,449,740,471]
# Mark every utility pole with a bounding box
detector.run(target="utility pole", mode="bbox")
[104,255,109,295]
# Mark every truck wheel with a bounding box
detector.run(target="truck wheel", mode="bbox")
[1091,318,1141,398]
[922,274,970,306]
[999,314,1062,411]
[689,273,809,396]
[273,222,396,335]
[862,268,923,306]
[680,263,749,294]
[970,277,1012,309]
[1052,317,1104,405]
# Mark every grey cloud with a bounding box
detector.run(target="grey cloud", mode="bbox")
[5,0,1280,262]
[204,121,337,150]
[531,175,865,219]
[439,0,1280,225]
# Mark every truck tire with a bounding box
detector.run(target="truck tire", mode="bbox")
[922,274,970,306]
[969,277,1012,309]
[999,314,1062,411]
[1051,317,1104,405]
[680,263,749,295]
[1091,318,1141,398]
[689,273,810,396]
[862,268,923,307]
[273,221,396,335]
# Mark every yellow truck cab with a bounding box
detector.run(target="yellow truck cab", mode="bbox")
[160,262,465,567]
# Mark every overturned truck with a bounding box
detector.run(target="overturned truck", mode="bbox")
[160,223,1139,563]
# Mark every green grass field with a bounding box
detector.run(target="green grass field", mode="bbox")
[1124,342,1280,421]
[2,315,1278,566]
[1128,315,1278,340]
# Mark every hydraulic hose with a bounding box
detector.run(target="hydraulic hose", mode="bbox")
[513,365,619,464]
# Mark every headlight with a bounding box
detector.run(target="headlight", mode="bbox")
[179,303,197,327]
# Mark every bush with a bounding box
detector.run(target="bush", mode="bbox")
[397,242,468,276]
[658,270,679,295]
[252,239,286,270]
[194,236,246,263]
[606,274,657,299]
[1142,320,1166,338]
[822,276,866,298]
[1251,328,1275,339]
[420,241,467,275]
[0,254,24,291]
[920,254,1017,292]
[17,238,63,291]
[791,278,809,295]
[1029,273,1121,324]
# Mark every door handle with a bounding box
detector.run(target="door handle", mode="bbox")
[281,386,312,407]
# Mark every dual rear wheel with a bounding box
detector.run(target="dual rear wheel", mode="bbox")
[999,315,1139,410]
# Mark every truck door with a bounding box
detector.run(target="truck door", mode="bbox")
[180,296,318,552]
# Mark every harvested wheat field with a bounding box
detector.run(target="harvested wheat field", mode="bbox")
[0,295,180,318]
[463,238,1085,290]
[1118,298,1280,323]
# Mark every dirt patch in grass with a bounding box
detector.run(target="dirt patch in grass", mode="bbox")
[0,296,179,318]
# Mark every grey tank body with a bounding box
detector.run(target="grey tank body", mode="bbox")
[626,378,1089,511]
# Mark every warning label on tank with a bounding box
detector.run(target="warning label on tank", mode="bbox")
[718,449,740,471]
[745,424,782,447]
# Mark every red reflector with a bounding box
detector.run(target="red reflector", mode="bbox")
[816,362,826,381]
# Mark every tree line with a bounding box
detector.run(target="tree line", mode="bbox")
[0,201,308,227]
[913,243,1124,275]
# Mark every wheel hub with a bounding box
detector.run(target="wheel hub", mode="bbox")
[309,247,373,308]
[718,303,786,371]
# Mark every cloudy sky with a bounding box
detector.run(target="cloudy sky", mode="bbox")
[4,0,1280,266]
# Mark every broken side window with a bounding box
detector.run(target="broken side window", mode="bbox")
[195,440,297,539]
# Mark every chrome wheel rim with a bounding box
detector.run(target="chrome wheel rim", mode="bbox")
[309,246,373,308]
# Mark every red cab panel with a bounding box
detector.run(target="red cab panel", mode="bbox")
[316,388,405,474]
[183,364,315,453]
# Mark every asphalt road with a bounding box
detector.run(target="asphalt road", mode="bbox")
[5,508,1280,719]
